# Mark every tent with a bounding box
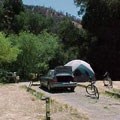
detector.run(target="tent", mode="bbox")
[64,60,95,82]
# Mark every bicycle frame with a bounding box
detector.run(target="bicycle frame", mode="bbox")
[86,80,99,99]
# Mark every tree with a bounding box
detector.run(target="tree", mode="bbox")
[13,10,54,34]
[58,18,80,48]
[0,3,3,30]
[75,0,120,79]
[57,18,92,62]
[1,0,24,34]
[0,32,20,64]
[9,31,60,78]
[57,18,80,62]
[12,11,30,33]
[27,12,47,34]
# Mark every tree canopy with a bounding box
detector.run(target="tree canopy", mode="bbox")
[0,32,20,64]
[75,0,120,78]
[0,0,120,81]
[8,31,60,78]
[1,0,24,33]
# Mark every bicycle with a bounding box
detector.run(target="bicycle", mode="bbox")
[86,80,99,99]
[103,72,113,88]
[103,76,113,88]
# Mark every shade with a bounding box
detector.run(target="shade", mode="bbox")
[64,60,95,79]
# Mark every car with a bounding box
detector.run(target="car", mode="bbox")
[40,66,77,92]
[5,72,15,83]
[5,72,19,83]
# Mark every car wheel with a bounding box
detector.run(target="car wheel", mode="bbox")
[70,87,75,92]
[47,83,51,92]
[40,82,43,88]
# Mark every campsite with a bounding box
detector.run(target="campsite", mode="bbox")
[0,81,119,120]
[0,0,120,120]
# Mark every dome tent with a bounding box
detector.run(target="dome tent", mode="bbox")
[64,60,95,82]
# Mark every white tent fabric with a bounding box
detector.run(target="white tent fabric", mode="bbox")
[64,60,95,81]
[65,60,94,73]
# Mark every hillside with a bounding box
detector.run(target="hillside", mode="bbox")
[24,5,81,25]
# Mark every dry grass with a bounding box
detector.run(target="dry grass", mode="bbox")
[0,84,46,120]
[24,85,89,120]
[50,99,88,120]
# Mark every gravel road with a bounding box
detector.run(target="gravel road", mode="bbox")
[0,83,87,120]
[0,82,119,120]
[29,81,120,120]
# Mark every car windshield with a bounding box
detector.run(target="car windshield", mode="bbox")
[47,70,55,77]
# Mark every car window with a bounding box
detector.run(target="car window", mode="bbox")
[47,71,50,76]
[47,70,54,77]
[51,71,55,77]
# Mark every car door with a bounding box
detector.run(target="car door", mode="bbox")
[43,70,54,87]
[45,70,54,85]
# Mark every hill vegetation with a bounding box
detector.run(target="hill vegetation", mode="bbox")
[0,0,120,81]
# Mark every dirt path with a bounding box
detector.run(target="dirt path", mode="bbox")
[0,83,88,120]
[29,81,120,120]
[0,81,119,120]
[0,84,45,120]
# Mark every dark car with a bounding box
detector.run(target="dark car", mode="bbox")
[5,72,15,82]
[40,66,77,92]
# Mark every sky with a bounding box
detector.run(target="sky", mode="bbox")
[22,0,81,19]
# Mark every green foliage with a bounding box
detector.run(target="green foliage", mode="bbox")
[57,18,79,62]
[3,0,24,14]
[0,69,7,83]
[0,0,94,80]
[28,12,47,34]
[58,18,79,47]
[12,12,29,33]
[13,10,54,34]
[38,31,59,59]
[1,0,24,33]
[57,18,91,62]
[1,0,120,79]
[0,32,20,64]
[28,73,36,81]
[9,31,60,78]
[75,0,120,79]
[0,76,7,83]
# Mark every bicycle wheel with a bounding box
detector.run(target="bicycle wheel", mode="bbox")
[103,78,109,86]
[86,84,96,95]
[94,86,99,99]
[86,84,99,99]
[103,77,113,88]
[108,77,113,88]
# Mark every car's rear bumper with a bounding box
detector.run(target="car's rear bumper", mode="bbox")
[51,82,77,88]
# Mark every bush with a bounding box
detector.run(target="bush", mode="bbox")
[0,77,8,83]
[0,69,15,83]
[28,73,37,81]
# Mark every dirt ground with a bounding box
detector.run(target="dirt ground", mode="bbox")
[0,84,45,120]
[79,80,120,93]
[0,81,119,120]
[30,80,120,120]
[0,83,88,120]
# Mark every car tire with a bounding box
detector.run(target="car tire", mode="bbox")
[70,87,75,92]
[47,83,51,92]
[40,82,43,88]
